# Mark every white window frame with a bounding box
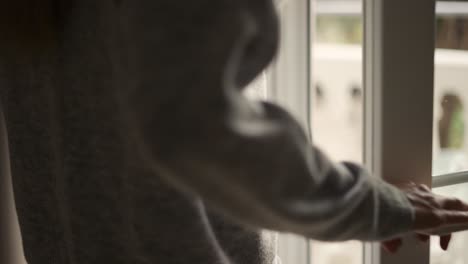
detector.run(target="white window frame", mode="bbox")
[364,1,435,264]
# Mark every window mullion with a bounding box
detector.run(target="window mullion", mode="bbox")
[364,0,435,264]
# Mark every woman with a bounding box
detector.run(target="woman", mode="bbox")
[1,1,468,263]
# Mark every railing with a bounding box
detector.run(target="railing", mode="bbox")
[433,171,468,188]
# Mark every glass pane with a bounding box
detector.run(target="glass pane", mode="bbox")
[433,4,468,176]
[432,3,468,262]
[431,183,468,264]
[310,0,363,263]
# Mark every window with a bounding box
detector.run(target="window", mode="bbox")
[312,0,436,263]
[251,0,466,264]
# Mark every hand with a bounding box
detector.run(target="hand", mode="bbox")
[382,183,468,253]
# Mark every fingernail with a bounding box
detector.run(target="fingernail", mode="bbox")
[441,242,448,251]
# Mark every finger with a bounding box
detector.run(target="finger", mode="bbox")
[441,198,468,211]
[441,211,468,225]
[414,210,468,231]
[415,233,430,242]
[440,235,451,251]
[382,239,402,254]
[417,184,431,192]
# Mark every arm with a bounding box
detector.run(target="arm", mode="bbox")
[124,89,413,241]
[119,0,412,241]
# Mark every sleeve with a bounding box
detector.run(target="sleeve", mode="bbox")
[123,86,414,241]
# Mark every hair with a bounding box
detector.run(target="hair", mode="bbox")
[0,1,58,57]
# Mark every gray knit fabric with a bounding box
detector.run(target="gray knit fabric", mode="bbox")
[0,1,413,264]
